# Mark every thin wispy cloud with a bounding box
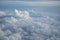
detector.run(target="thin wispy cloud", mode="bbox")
[0,1,60,6]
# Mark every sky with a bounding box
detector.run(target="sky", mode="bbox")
[0,0,60,40]
[0,0,60,1]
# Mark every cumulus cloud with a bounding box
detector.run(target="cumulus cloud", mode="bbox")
[0,9,60,40]
[6,17,18,24]
[15,9,30,19]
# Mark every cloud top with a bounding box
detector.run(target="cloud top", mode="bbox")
[15,9,30,19]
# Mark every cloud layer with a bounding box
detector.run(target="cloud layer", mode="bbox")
[0,9,60,40]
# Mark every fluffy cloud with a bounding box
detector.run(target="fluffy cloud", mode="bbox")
[15,9,30,19]
[0,9,60,40]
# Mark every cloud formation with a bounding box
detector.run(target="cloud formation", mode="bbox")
[0,11,6,16]
[0,9,60,40]
[15,9,30,19]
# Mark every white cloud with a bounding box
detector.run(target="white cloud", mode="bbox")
[15,9,30,19]
[0,11,6,16]
[10,17,18,23]
[15,9,21,16]
[6,17,18,24]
